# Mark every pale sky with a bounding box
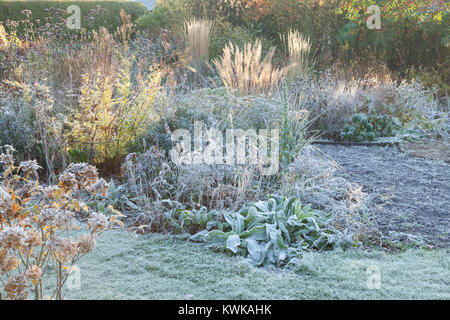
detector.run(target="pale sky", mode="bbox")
[134,0,156,10]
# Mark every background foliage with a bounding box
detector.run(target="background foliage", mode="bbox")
[137,0,449,84]
[0,0,148,34]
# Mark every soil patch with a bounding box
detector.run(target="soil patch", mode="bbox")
[319,145,449,248]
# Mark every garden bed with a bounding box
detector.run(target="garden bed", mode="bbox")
[319,144,450,248]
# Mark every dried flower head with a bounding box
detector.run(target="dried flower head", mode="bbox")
[76,234,96,254]
[0,185,12,211]
[0,226,28,251]
[77,165,99,189]
[15,181,39,200]
[39,209,76,230]
[48,237,77,263]
[19,160,42,179]
[25,265,42,281]
[61,163,100,191]
[0,249,21,273]
[26,230,43,248]
[58,172,78,192]
[4,274,29,300]
[88,212,109,232]
[87,178,109,196]
[0,152,14,168]
[43,185,62,199]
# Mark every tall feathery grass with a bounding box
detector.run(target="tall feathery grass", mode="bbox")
[0,24,8,51]
[184,18,214,61]
[213,40,289,96]
[282,29,313,82]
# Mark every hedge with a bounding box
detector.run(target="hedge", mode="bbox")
[0,1,149,32]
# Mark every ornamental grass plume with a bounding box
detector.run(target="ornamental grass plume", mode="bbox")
[184,18,214,61]
[281,29,313,82]
[213,40,290,96]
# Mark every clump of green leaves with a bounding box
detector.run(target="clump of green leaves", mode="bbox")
[87,180,138,216]
[165,207,224,235]
[187,195,353,267]
[340,113,402,142]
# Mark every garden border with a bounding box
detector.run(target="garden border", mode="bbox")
[311,141,400,148]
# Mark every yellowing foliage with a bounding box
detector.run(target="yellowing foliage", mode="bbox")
[67,59,162,167]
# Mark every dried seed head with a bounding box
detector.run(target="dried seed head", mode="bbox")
[88,212,109,232]
[77,234,96,254]
[59,172,78,192]
[39,208,76,230]
[87,178,109,196]
[25,265,42,281]
[4,274,29,300]
[0,249,21,274]
[26,230,43,248]
[19,160,42,179]
[0,226,28,251]
[48,237,77,263]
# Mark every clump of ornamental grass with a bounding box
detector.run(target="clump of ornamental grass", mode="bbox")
[0,145,124,300]
[0,24,8,51]
[184,18,214,61]
[213,40,290,96]
[281,29,313,82]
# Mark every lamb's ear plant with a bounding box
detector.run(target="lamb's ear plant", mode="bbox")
[0,146,124,300]
[189,195,354,267]
[165,207,224,235]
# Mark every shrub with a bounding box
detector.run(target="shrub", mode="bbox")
[209,20,254,60]
[66,32,162,170]
[0,145,123,300]
[121,144,272,229]
[2,80,69,177]
[339,0,449,73]
[135,0,185,32]
[135,0,448,91]
[285,72,447,140]
[120,147,180,230]
[285,72,364,139]
[213,40,289,96]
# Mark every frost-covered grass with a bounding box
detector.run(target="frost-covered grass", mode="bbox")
[62,230,450,300]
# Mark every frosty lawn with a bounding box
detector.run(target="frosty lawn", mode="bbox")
[61,230,450,300]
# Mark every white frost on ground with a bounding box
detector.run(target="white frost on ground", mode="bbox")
[58,230,450,300]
